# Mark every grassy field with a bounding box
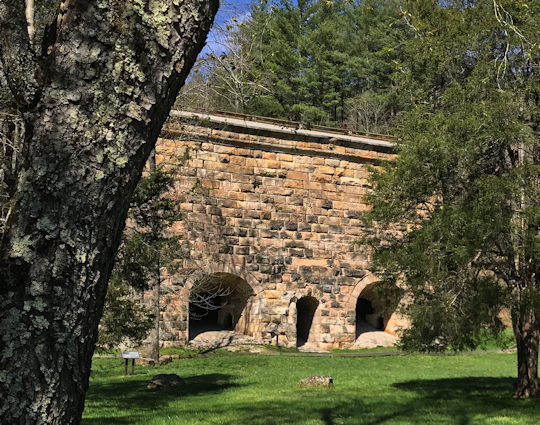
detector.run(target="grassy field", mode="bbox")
[83,351,540,425]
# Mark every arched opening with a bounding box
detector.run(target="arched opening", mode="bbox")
[296,296,319,347]
[355,297,384,338]
[188,272,253,341]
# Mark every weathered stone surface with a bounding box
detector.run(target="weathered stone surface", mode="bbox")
[298,376,334,388]
[154,114,406,351]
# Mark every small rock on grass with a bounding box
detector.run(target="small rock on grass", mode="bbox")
[298,376,333,388]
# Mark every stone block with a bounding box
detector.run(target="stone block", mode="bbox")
[265,290,281,299]
[287,171,308,181]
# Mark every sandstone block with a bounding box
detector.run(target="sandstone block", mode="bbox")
[287,171,308,181]
[265,290,281,299]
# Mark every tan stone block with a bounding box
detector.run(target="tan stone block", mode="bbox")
[277,153,293,162]
[245,193,260,202]
[239,237,256,246]
[260,238,282,247]
[311,174,332,183]
[287,170,308,181]
[284,180,304,189]
[245,202,261,210]
[304,181,323,191]
[201,179,220,189]
[214,145,237,155]
[345,227,362,236]
[254,167,277,177]
[347,162,364,170]
[292,258,329,267]
[260,159,281,169]
[265,290,281,299]
[236,148,250,156]
[316,166,335,175]
[197,151,219,161]
[204,161,229,171]
[325,158,341,167]
[245,158,257,167]
[230,156,246,166]
[230,173,252,184]
[340,186,367,197]
[326,192,342,201]
[293,155,312,164]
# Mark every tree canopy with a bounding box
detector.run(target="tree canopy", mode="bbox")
[181,0,407,132]
[364,0,540,397]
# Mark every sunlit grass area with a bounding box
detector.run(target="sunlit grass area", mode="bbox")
[83,351,540,425]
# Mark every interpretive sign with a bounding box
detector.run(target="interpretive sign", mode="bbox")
[121,352,140,376]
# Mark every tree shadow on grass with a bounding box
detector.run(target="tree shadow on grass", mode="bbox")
[389,377,537,425]
[174,377,540,425]
[83,373,239,425]
[84,375,540,425]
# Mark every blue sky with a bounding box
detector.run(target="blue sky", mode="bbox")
[202,1,253,56]
[215,0,252,25]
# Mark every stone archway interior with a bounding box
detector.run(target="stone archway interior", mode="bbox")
[296,296,319,347]
[189,272,253,341]
[355,286,384,339]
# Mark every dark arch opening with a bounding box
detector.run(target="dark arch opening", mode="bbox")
[296,296,319,347]
[189,273,252,341]
[355,296,384,339]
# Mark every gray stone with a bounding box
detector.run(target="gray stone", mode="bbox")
[298,376,333,388]
[148,374,185,389]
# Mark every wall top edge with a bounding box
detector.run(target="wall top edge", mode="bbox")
[169,110,396,151]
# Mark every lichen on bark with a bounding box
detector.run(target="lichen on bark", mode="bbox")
[0,1,219,424]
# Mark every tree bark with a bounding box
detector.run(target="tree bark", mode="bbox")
[512,307,540,398]
[147,283,161,362]
[0,1,219,424]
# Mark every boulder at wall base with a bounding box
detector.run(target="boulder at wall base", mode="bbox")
[148,374,185,389]
[159,356,173,366]
[298,376,333,388]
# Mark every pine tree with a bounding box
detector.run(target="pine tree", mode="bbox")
[97,165,182,352]
[365,0,540,398]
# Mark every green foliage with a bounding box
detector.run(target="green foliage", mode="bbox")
[244,0,408,126]
[364,0,540,357]
[97,166,182,348]
[96,274,154,350]
[181,0,407,132]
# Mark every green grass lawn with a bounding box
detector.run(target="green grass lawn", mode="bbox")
[83,352,539,425]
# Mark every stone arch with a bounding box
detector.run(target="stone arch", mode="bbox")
[188,272,255,340]
[346,273,381,310]
[159,261,266,346]
[182,260,264,295]
[295,296,319,347]
[346,273,402,337]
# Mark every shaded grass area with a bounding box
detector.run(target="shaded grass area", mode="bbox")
[83,353,539,425]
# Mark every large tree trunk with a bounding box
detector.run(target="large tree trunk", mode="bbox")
[512,307,540,398]
[0,1,219,424]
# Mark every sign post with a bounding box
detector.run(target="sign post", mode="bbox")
[121,352,140,376]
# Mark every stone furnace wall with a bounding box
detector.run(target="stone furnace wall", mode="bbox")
[154,111,405,351]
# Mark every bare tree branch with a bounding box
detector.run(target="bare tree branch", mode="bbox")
[25,0,35,43]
